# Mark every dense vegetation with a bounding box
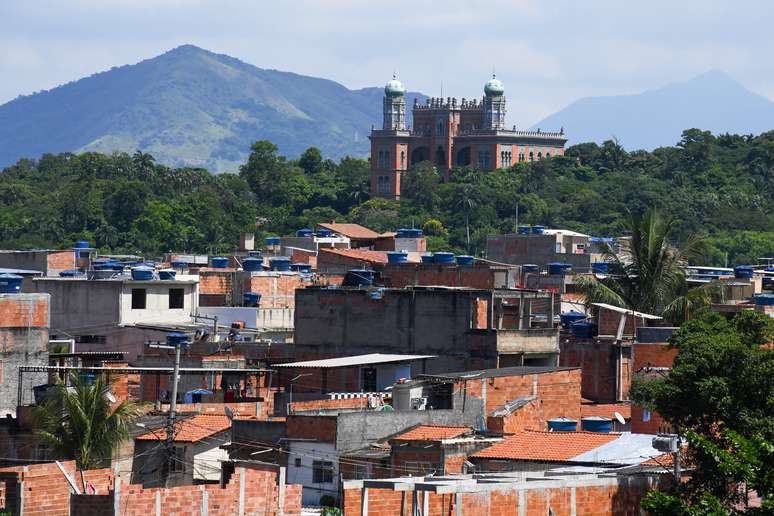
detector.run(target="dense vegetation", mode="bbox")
[632,311,774,514]
[0,128,772,265]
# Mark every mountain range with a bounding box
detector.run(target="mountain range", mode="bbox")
[1,45,773,171]
[0,45,424,172]
[533,70,774,149]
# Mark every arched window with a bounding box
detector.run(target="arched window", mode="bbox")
[436,121,444,136]
[537,152,543,160]
[400,151,406,169]
[529,152,534,162]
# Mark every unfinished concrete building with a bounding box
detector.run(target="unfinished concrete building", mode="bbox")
[293,286,560,373]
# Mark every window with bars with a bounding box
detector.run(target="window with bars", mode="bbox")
[312,461,334,483]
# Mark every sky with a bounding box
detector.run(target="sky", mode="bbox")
[1,0,774,125]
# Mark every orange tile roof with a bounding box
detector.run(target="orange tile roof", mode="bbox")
[391,425,471,441]
[319,248,390,264]
[137,414,231,443]
[317,223,380,240]
[471,431,618,461]
[581,403,631,420]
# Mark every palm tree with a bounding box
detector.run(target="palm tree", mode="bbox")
[33,372,144,471]
[576,208,723,324]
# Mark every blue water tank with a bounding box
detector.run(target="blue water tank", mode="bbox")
[74,240,90,249]
[560,310,587,329]
[571,321,597,339]
[592,262,609,274]
[581,417,613,433]
[397,228,423,239]
[265,237,281,246]
[290,263,313,273]
[296,228,313,237]
[532,225,545,234]
[456,255,475,266]
[94,262,124,272]
[243,292,262,307]
[547,417,578,432]
[344,269,376,287]
[734,265,754,279]
[211,257,229,268]
[166,332,190,348]
[522,264,540,273]
[433,252,455,264]
[316,229,333,238]
[0,274,23,294]
[548,262,572,275]
[158,269,176,280]
[243,258,263,272]
[269,257,291,271]
[517,226,531,235]
[171,260,188,269]
[753,294,774,306]
[420,254,434,263]
[387,251,408,264]
[131,266,155,281]
[59,270,84,278]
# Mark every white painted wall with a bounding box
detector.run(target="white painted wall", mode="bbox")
[286,441,339,506]
[119,281,198,325]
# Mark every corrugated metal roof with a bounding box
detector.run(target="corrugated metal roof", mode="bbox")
[591,303,662,320]
[569,433,662,465]
[275,353,436,368]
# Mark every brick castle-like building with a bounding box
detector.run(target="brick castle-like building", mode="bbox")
[370,75,567,199]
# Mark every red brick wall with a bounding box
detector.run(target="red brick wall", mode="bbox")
[245,274,307,309]
[467,369,582,433]
[633,343,678,370]
[381,265,499,289]
[559,337,631,402]
[286,415,337,442]
[0,296,49,328]
[46,251,76,274]
[198,269,234,306]
[290,397,368,413]
[631,343,678,434]
[597,308,647,337]
[290,248,317,268]
[343,475,654,515]
[0,460,302,516]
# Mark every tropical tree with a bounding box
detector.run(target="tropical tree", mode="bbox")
[632,311,774,514]
[33,372,144,471]
[576,208,722,323]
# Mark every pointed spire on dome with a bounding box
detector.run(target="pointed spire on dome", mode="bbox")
[484,73,505,97]
[385,73,405,98]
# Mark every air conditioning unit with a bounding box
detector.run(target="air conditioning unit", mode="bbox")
[652,434,678,453]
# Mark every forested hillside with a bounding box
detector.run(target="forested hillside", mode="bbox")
[1,129,772,266]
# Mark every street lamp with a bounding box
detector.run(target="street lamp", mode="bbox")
[288,373,312,414]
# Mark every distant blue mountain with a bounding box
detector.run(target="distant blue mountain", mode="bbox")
[0,45,425,172]
[533,71,774,150]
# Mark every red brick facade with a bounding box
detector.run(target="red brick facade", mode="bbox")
[344,474,655,515]
[0,460,302,516]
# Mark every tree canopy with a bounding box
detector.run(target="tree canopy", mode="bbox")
[631,311,774,514]
[1,129,773,264]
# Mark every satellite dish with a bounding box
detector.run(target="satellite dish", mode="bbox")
[224,406,234,421]
[614,411,626,425]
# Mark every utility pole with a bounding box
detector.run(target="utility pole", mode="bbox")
[163,339,183,487]
[673,435,682,486]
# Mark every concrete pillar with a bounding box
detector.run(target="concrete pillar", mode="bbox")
[571,486,577,516]
[155,490,161,516]
[518,489,526,516]
[423,491,429,515]
[455,492,463,516]
[238,466,246,516]
[361,487,369,516]
[278,466,286,516]
[202,488,209,516]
